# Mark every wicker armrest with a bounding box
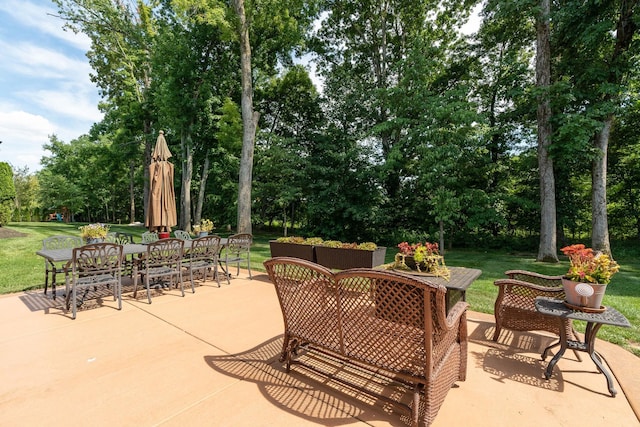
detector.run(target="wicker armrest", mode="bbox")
[504,270,563,287]
[505,270,563,280]
[444,301,469,330]
[494,278,564,294]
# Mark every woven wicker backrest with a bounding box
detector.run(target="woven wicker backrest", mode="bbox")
[266,258,341,350]
[265,258,455,380]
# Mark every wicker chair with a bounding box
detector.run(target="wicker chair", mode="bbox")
[493,270,581,357]
[64,243,123,319]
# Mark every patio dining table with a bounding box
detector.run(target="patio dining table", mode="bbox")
[35,239,229,298]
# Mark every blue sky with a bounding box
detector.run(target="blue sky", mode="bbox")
[0,0,102,173]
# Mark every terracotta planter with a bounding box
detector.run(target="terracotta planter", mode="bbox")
[314,246,387,270]
[562,277,607,309]
[269,241,316,262]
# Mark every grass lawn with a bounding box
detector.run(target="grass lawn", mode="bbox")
[1,221,639,356]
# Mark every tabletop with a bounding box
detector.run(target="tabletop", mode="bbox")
[535,297,631,328]
[36,238,228,263]
[384,266,482,291]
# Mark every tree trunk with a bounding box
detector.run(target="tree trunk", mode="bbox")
[535,0,558,262]
[233,0,259,235]
[180,130,193,231]
[194,154,210,230]
[143,119,152,225]
[592,116,612,255]
[129,160,135,223]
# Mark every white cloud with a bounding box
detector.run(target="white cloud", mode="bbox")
[0,0,91,51]
[28,88,102,122]
[0,110,55,172]
[0,0,102,172]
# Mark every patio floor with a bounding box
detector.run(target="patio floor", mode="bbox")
[1,271,638,426]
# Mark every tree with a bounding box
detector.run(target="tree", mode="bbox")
[0,162,16,225]
[231,0,259,234]
[12,167,41,222]
[552,0,640,255]
[536,0,558,262]
[53,0,158,223]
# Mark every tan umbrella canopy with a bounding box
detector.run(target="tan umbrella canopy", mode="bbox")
[145,131,177,232]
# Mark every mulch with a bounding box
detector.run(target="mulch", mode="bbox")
[0,227,28,239]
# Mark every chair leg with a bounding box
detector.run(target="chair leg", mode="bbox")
[214,263,221,287]
[178,271,185,297]
[145,275,152,304]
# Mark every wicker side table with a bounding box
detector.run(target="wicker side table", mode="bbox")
[534,296,631,397]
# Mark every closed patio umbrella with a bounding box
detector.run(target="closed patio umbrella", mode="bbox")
[145,130,177,233]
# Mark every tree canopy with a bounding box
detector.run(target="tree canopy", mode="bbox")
[5,0,639,254]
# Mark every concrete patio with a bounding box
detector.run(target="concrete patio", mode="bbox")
[1,271,638,426]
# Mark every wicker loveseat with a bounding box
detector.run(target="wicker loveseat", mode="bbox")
[264,257,469,427]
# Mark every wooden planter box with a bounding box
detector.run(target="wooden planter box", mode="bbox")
[269,241,316,262]
[314,246,387,270]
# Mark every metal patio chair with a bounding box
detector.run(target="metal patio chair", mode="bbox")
[64,243,123,319]
[133,238,184,304]
[223,233,253,279]
[42,235,83,299]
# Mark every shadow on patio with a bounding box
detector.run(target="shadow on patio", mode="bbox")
[1,272,638,426]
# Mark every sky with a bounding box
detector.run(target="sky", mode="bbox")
[0,1,481,174]
[0,0,103,173]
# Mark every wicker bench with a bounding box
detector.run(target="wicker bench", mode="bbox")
[264,257,469,427]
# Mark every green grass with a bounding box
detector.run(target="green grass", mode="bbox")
[2,222,639,356]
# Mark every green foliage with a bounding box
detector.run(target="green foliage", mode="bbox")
[0,162,15,225]
[11,167,41,222]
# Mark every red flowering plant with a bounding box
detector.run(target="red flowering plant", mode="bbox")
[393,241,449,278]
[397,241,440,263]
[560,244,619,285]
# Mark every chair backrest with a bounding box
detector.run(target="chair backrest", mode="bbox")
[144,238,184,270]
[71,243,123,278]
[505,270,563,288]
[264,257,456,378]
[113,232,134,244]
[141,231,159,244]
[190,235,222,264]
[227,233,252,255]
[43,235,83,250]
[174,230,192,240]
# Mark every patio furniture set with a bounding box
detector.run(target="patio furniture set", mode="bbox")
[36,233,253,319]
[36,236,631,426]
[263,258,630,426]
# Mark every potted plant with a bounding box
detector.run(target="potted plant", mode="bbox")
[193,219,214,237]
[79,223,110,244]
[392,241,450,279]
[560,244,620,309]
[314,240,386,269]
[269,236,321,261]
